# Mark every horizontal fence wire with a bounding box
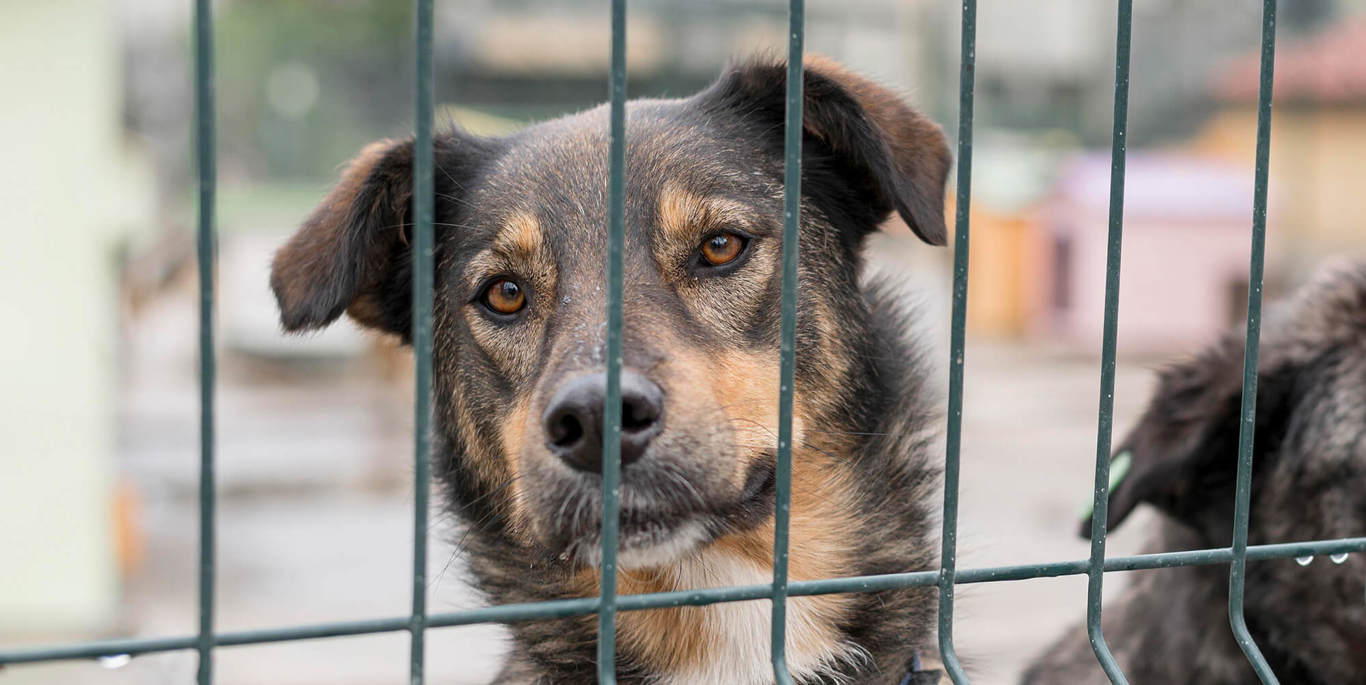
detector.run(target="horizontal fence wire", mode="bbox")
[4,537,1362,666]
[1228,1,1279,682]
[1084,0,1134,682]
[192,0,216,683]
[769,0,803,683]
[0,1,1357,683]
[937,0,975,681]
[409,0,435,683]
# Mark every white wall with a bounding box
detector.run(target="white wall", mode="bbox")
[0,0,151,635]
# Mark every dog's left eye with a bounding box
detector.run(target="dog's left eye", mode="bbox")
[480,278,526,315]
[698,232,748,268]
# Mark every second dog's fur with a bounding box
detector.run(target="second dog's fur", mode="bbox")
[1022,263,1366,685]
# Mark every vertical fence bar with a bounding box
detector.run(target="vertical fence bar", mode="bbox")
[192,0,216,682]
[409,0,435,683]
[769,2,803,683]
[936,0,976,682]
[1084,1,1133,683]
[1228,1,1278,682]
[597,0,627,681]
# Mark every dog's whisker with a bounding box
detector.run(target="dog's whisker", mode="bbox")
[803,428,892,437]
[431,474,527,592]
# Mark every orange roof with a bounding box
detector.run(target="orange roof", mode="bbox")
[1214,17,1366,103]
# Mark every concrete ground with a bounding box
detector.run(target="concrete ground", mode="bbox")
[2,239,1167,685]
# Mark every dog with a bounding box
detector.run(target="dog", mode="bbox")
[270,56,952,684]
[1020,262,1366,685]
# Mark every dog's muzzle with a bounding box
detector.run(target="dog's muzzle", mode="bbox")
[541,370,664,473]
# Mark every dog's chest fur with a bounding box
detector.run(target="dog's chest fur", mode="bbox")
[625,551,866,685]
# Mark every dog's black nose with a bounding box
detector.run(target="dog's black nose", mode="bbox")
[542,371,664,473]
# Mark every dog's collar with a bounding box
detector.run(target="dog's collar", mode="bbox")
[898,650,943,685]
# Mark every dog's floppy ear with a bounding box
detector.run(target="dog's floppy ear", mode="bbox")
[699,55,951,245]
[271,132,492,339]
[1083,332,1297,540]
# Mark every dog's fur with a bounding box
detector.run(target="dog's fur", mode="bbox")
[1021,262,1366,685]
[271,56,952,684]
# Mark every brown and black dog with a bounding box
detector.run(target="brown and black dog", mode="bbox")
[271,56,951,684]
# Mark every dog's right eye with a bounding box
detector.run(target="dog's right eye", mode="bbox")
[480,278,526,316]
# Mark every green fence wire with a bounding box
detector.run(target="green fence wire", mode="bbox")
[769,2,804,683]
[410,1,436,683]
[1083,0,1133,681]
[597,0,627,680]
[193,0,216,682]
[936,0,975,680]
[3,1,1365,683]
[1228,3,1281,683]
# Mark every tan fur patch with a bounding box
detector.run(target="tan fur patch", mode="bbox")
[661,346,802,489]
[571,443,861,682]
[462,209,558,388]
[714,351,800,485]
[564,335,861,679]
[494,209,544,258]
[500,394,536,541]
[656,184,755,253]
[792,295,855,425]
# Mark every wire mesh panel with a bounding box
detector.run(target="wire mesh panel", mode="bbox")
[4,1,1366,684]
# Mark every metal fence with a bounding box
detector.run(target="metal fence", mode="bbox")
[3,1,1366,684]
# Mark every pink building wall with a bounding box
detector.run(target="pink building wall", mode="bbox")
[1034,153,1282,356]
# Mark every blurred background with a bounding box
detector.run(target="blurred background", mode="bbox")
[2,0,1365,683]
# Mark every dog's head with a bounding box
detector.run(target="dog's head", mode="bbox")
[270,57,949,568]
[1088,263,1366,548]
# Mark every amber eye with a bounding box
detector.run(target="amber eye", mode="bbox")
[700,232,746,267]
[482,279,526,315]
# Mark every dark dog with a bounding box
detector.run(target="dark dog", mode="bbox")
[1021,262,1366,685]
[270,56,951,684]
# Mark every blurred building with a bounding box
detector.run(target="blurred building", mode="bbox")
[1201,16,1366,259]
[440,0,932,120]
[958,5,1365,351]
[1033,153,1275,354]
[954,136,1062,338]
[920,0,1338,146]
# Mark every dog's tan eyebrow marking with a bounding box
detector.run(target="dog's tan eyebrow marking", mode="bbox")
[464,209,556,293]
[493,209,543,257]
[657,183,752,245]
